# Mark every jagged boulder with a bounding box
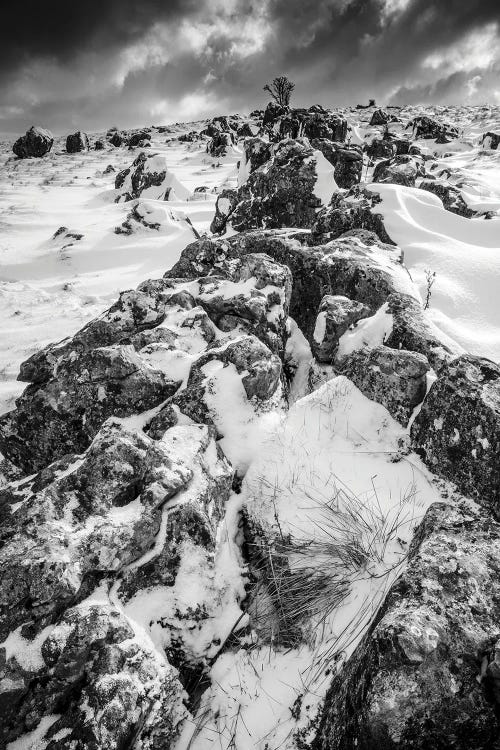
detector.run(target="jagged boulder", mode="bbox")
[311,139,363,188]
[480,131,500,149]
[12,126,54,158]
[365,138,397,160]
[312,295,371,363]
[66,131,89,153]
[210,188,239,234]
[412,355,500,511]
[222,139,337,233]
[207,130,235,158]
[94,139,105,150]
[115,152,190,202]
[315,501,500,750]
[109,131,125,147]
[238,137,273,182]
[311,187,395,245]
[341,345,430,424]
[419,179,475,217]
[0,602,186,749]
[0,345,179,471]
[373,154,425,187]
[168,229,415,345]
[408,115,459,141]
[369,108,396,126]
[128,130,151,148]
[384,292,457,371]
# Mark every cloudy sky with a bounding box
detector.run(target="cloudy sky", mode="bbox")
[1,0,499,134]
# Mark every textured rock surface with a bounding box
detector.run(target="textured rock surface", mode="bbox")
[312,295,371,363]
[311,187,396,245]
[311,139,363,188]
[115,152,189,202]
[13,126,54,158]
[227,139,335,232]
[373,154,425,187]
[168,229,413,345]
[315,501,500,750]
[419,179,475,217]
[412,355,500,511]
[66,131,90,153]
[341,345,430,424]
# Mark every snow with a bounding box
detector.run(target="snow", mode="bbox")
[180,376,442,750]
[336,301,393,361]
[311,149,338,205]
[0,624,54,672]
[371,182,500,362]
[7,715,61,750]
[0,129,241,416]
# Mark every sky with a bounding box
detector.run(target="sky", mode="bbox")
[1,0,500,134]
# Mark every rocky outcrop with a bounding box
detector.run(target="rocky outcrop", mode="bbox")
[66,131,89,153]
[207,130,235,158]
[412,355,500,512]
[312,295,371,363]
[239,137,273,179]
[3,249,290,472]
[419,179,475,217]
[369,108,397,126]
[310,139,363,188]
[373,154,425,187]
[408,115,459,141]
[215,139,336,234]
[168,229,414,346]
[13,126,54,158]
[311,187,395,245]
[315,500,500,750]
[210,188,239,234]
[341,345,430,424]
[0,345,179,472]
[115,152,190,202]
[480,131,500,149]
[109,131,125,147]
[128,130,152,148]
[365,138,397,160]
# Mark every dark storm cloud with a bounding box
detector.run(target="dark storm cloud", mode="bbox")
[1,0,500,133]
[0,0,199,68]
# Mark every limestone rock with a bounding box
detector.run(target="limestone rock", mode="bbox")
[13,126,54,158]
[412,355,500,511]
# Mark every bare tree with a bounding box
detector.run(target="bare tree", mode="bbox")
[263,76,295,107]
[424,268,436,310]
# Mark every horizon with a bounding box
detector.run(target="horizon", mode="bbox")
[1,0,499,134]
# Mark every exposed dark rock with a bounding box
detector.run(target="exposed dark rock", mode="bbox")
[412,355,500,511]
[312,295,371,363]
[210,188,239,234]
[419,179,475,217]
[408,115,459,141]
[315,501,500,750]
[240,137,273,176]
[207,130,235,158]
[311,187,395,246]
[480,131,500,149]
[66,131,89,153]
[94,139,105,150]
[341,345,430,424]
[13,126,54,158]
[373,154,425,187]
[310,139,363,188]
[114,151,186,202]
[168,229,413,345]
[369,109,397,126]
[109,131,125,147]
[227,139,335,232]
[0,345,179,472]
[365,138,397,160]
[128,130,152,148]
